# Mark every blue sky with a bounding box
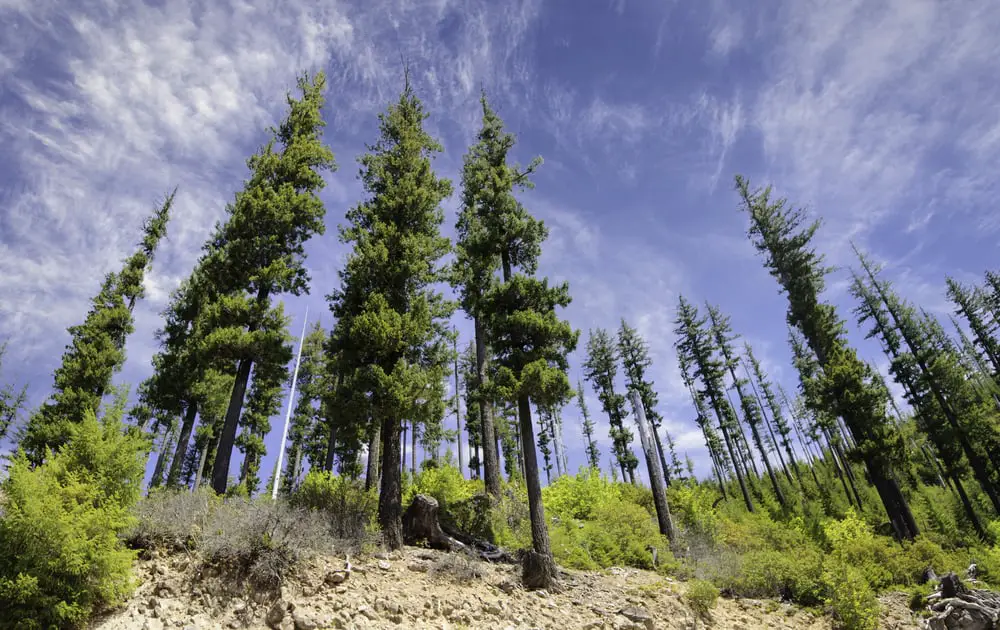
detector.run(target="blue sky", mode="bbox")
[1,0,998,485]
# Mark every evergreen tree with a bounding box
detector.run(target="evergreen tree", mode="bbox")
[453,94,544,499]
[851,250,1000,523]
[537,404,554,484]
[707,303,787,507]
[577,380,601,470]
[948,278,1000,379]
[328,77,453,549]
[674,296,754,511]
[20,194,174,463]
[743,342,800,483]
[474,125,577,590]
[0,343,27,444]
[583,328,638,483]
[736,175,918,540]
[618,319,680,485]
[204,72,336,494]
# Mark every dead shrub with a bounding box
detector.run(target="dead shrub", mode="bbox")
[126,486,216,551]
[200,498,335,591]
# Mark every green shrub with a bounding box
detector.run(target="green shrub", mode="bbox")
[823,558,880,630]
[685,579,719,617]
[290,471,378,540]
[404,465,482,512]
[0,409,146,628]
[713,548,824,605]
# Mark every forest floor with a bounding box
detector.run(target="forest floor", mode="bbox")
[90,546,925,630]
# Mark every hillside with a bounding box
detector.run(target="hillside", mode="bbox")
[92,546,920,630]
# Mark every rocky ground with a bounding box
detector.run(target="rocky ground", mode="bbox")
[91,546,924,630]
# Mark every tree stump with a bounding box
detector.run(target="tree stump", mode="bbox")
[521,550,559,591]
[402,494,462,551]
[926,571,1000,630]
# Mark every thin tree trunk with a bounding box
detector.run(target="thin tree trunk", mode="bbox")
[167,403,198,489]
[411,421,417,476]
[194,430,219,492]
[149,423,175,492]
[366,422,381,491]
[324,420,337,472]
[951,472,987,538]
[651,424,672,486]
[630,391,674,542]
[517,394,554,560]
[475,316,502,498]
[717,412,754,512]
[378,412,403,550]
[454,335,464,475]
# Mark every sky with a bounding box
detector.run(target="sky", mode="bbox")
[1,0,998,487]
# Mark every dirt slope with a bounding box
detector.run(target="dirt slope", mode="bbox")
[91,547,923,630]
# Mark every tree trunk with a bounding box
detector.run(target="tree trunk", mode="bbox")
[411,420,417,476]
[651,423,671,486]
[455,336,464,475]
[719,420,754,512]
[517,393,555,588]
[951,472,987,539]
[166,403,198,488]
[324,420,337,472]
[194,430,219,492]
[378,412,404,550]
[211,356,253,494]
[475,316,501,498]
[401,421,407,479]
[630,392,674,542]
[149,423,175,492]
[366,422,381,491]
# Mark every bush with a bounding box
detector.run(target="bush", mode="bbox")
[0,409,147,628]
[127,487,217,551]
[289,471,378,541]
[200,498,334,590]
[823,558,880,630]
[404,465,481,512]
[685,579,719,617]
[714,548,825,605]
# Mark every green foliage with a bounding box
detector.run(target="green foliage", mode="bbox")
[20,195,173,464]
[583,328,637,480]
[0,407,147,628]
[0,342,27,444]
[289,471,378,540]
[822,558,880,630]
[685,579,720,617]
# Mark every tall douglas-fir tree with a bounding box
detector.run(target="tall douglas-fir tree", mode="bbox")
[577,380,601,471]
[736,175,918,540]
[584,328,638,483]
[328,76,454,549]
[21,193,174,463]
[472,96,578,589]
[205,73,336,494]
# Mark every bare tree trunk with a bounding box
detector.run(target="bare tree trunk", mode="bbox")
[166,403,198,488]
[475,316,501,498]
[630,392,674,542]
[366,423,381,491]
[454,334,464,474]
[517,393,556,589]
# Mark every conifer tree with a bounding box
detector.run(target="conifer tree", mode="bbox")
[473,119,577,590]
[618,319,680,484]
[707,304,787,506]
[0,343,27,444]
[736,175,918,540]
[328,77,453,549]
[537,404,554,484]
[459,341,483,479]
[948,278,1000,378]
[577,380,601,470]
[452,94,542,499]
[21,193,174,463]
[583,328,638,483]
[674,296,754,511]
[743,342,800,483]
[851,251,1000,521]
[204,72,336,494]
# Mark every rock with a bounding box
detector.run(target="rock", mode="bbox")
[407,562,429,573]
[325,570,349,585]
[377,560,391,571]
[142,620,164,630]
[291,612,319,630]
[374,551,390,560]
[265,602,286,629]
[619,605,654,630]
